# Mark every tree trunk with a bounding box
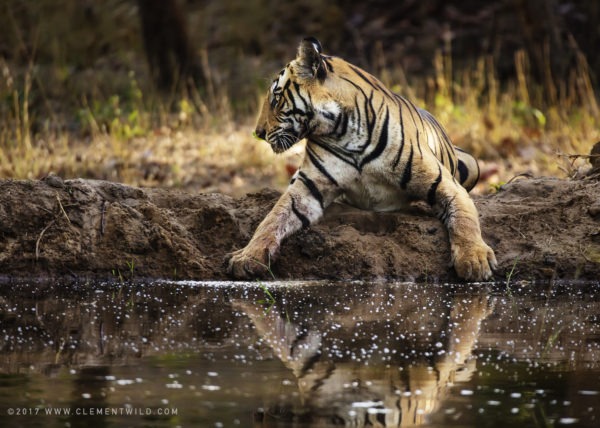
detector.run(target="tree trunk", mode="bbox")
[137,0,202,91]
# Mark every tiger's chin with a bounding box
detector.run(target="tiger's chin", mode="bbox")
[266,125,310,154]
[269,139,300,154]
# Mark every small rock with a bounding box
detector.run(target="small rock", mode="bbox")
[588,202,600,217]
[426,227,438,234]
[42,173,65,189]
[542,253,556,266]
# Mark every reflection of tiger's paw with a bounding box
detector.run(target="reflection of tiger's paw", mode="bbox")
[451,240,497,281]
[225,247,272,279]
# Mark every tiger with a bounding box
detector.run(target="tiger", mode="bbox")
[226,37,497,281]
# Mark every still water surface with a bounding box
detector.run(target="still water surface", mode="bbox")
[0,280,598,427]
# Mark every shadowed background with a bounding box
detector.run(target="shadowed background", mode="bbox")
[0,0,598,195]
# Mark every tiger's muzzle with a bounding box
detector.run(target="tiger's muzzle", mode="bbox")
[254,126,267,140]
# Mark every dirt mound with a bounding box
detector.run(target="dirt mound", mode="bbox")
[0,176,599,282]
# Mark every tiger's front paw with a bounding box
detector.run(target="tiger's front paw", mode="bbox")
[451,240,497,281]
[225,247,274,279]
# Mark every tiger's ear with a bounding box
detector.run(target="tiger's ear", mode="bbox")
[295,37,327,81]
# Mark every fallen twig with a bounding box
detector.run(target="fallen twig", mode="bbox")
[509,225,527,239]
[558,152,600,161]
[505,172,534,185]
[56,193,71,225]
[35,219,56,260]
[100,200,107,235]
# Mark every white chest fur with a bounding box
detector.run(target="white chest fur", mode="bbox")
[339,172,410,212]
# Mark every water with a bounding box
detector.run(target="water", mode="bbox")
[0,280,598,427]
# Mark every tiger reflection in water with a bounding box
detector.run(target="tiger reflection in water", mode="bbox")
[233,287,494,427]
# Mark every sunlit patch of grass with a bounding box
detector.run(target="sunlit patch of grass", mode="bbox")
[382,45,599,193]
[2,57,598,196]
[78,70,145,131]
[422,49,600,190]
[0,56,297,195]
[11,121,294,195]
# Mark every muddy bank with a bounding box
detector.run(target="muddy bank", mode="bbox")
[0,176,599,282]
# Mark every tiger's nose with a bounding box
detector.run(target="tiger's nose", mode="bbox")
[254,127,266,140]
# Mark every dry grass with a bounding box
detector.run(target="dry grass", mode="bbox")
[2,0,599,198]
[0,15,598,196]
[381,49,600,192]
[0,116,303,196]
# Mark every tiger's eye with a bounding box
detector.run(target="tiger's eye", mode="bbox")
[270,94,280,109]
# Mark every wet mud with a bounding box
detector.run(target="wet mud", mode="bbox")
[0,175,599,282]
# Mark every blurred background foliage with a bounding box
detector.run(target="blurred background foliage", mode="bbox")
[0,0,598,194]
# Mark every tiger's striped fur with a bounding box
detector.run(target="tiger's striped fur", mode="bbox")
[227,37,496,280]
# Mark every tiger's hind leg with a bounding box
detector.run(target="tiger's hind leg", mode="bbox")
[406,159,496,281]
[453,147,480,192]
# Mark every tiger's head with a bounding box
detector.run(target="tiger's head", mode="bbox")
[255,37,343,153]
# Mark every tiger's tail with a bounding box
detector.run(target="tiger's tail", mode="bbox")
[454,147,480,192]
